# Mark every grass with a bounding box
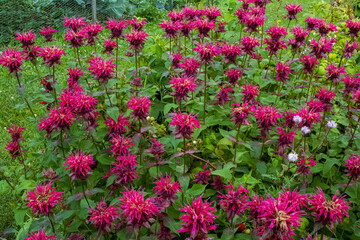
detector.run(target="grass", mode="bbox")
[0,0,338,237]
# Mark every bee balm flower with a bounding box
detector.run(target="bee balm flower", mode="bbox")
[64,150,95,181]
[169,111,200,139]
[26,182,62,215]
[88,199,120,233]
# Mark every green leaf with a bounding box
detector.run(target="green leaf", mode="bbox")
[323,158,339,175]
[55,210,75,222]
[107,106,119,120]
[14,209,26,226]
[212,162,235,180]
[164,103,178,115]
[187,184,207,196]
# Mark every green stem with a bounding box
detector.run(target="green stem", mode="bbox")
[203,63,207,124]
[104,85,113,107]
[76,47,82,67]
[15,72,36,118]
[343,176,353,193]
[48,215,56,233]
[233,124,242,164]
[183,138,186,175]
[82,181,91,208]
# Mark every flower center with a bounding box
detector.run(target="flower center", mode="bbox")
[275,210,290,231]
[37,193,50,203]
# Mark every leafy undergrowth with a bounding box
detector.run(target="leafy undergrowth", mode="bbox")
[1,0,360,239]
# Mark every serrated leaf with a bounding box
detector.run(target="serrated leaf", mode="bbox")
[187,184,207,196]
[212,162,235,180]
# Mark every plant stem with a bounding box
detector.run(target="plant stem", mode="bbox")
[264,55,273,79]
[104,85,113,107]
[48,215,56,233]
[76,47,82,67]
[116,38,119,78]
[233,124,242,164]
[343,176,353,193]
[60,130,65,158]
[135,50,138,72]
[259,138,266,160]
[15,72,36,118]
[183,138,186,174]
[203,62,207,124]
[82,181,91,208]
[20,155,27,180]
[53,65,58,105]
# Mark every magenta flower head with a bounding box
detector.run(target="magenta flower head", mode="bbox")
[109,135,134,157]
[5,141,21,159]
[289,26,310,50]
[244,13,265,33]
[275,127,296,155]
[315,19,337,37]
[104,153,140,188]
[39,46,67,67]
[64,29,87,48]
[64,16,86,32]
[345,19,360,38]
[297,156,316,175]
[104,114,130,137]
[193,42,220,64]
[88,57,115,84]
[235,8,248,24]
[240,36,260,55]
[180,57,200,77]
[103,38,117,54]
[194,164,211,185]
[296,106,321,128]
[0,48,25,74]
[309,37,336,59]
[230,102,254,127]
[315,87,336,111]
[128,95,153,121]
[170,52,183,69]
[39,107,75,136]
[169,75,197,103]
[277,188,309,211]
[213,83,234,106]
[194,18,216,38]
[221,42,241,64]
[344,41,359,58]
[159,20,182,39]
[275,62,293,83]
[204,6,222,21]
[309,188,351,231]
[8,124,24,142]
[147,138,166,160]
[15,30,36,49]
[178,196,217,239]
[219,183,249,220]
[169,110,200,139]
[105,18,128,39]
[26,182,62,216]
[284,4,302,20]
[66,66,83,86]
[168,10,184,22]
[257,196,305,239]
[180,21,195,38]
[40,26,57,42]
[216,21,228,33]
[255,105,282,137]
[88,198,120,233]
[241,82,259,104]
[124,29,149,50]
[120,188,159,232]
[84,22,103,45]
[265,25,288,41]
[24,230,57,240]
[304,17,320,31]
[325,63,346,84]
[300,55,318,74]
[153,174,183,208]
[127,18,148,30]
[64,150,95,181]
[24,45,42,62]
[353,89,360,108]
[345,154,360,180]
[264,38,287,56]
[182,6,197,20]
[342,74,360,96]
[226,69,242,85]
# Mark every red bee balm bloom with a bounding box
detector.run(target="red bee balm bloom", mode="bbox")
[193,42,220,63]
[305,17,320,31]
[178,196,217,239]
[345,19,360,37]
[204,6,222,21]
[84,22,103,45]
[40,26,57,42]
[128,96,153,121]
[230,102,254,126]
[344,41,359,58]
[284,4,302,20]
[180,57,200,77]
[297,157,316,175]
[124,30,149,50]
[325,63,346,84]
[296,107,321,127]
[88,57,115,84]
[5,141,21,159]
[254,105,282,137]
[171,52,183,69]
[275,62,293,83]
[180,21,195,38]
[277,188,309,211]
[289,26,310,50]
[147,138,166,160]
[168,10,184,22]
[309,37,336,59]
[127,18,148,30]
[120,188,159,231]
[24,230,57,240]
[194,165,211,185]
[64,150,95,181]
[159,20,182,39]
[300,55,318,74]
[194,18,216,38]
[153,174,183,208]
[64,29,87,48]
[15,30,36,49]
[109,135,134,156]
[309,188,350,231]
[8,124,24,142]
[241,82,259,104]
[169,111,200,139]
[240,36,260,55]
[0,48,25,74]
[104,153,140,188]
[257,197,305,239]
[106,19,128,38]
[315,88,336,111]
[26,182,62,215]
[219,183,249,219]
[221,42,241,64]
[244,14,265,33]
[275,127,296,155]
[169,75,197,103]
[316,19,337,37]
[39,46,67,67]
[67,66,83,86]
[213,84,234,106]
[226,69,242,85]
[345,154,360,180]
[104,114,130,137]
[103,38,117,54]
[88,199,120,233]
[64,16,86,32]
[265,25,288,41]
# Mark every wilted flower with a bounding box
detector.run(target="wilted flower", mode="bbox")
[194,165,211,185]
[120,188,159,232]
[88,57,115,84]
[194,18,216,38]
[105,18,128,39]
[64,150,95,181]
[219,183,249,220]
[211,175,225,191]
[309,188,350,231]
[39,26,57,42]
[64,16,86,32]
[128,96,153,122]
[147,138,165,160]
[124,30,149,50]
[345,154,360,180]
[159,20,182,39]
[230,102,254,126]
[39,46,67,67]
[213,84,234,106]
[0,48,25,74]
[109,135,134,157]
[169,111,200,139]
[169,75,197,103]
[216,21,228,33]
[178,196,217,239]
[88,199,120,233]
[153,174,183,208]
[24,230,57,240]
[171,52,183,69]
[26,182,62,215]
[104,114,130,137]
[15,30,36,49]
[193,42,220,63]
